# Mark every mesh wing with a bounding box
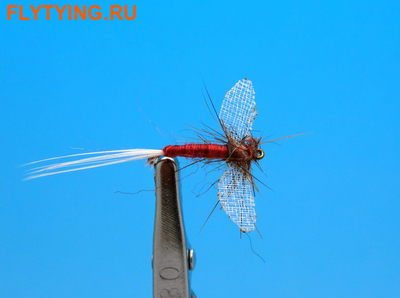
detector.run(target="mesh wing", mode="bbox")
[218,165,256,232]
[219,79,257,141]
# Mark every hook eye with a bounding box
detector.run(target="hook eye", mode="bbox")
[256,149,264,160]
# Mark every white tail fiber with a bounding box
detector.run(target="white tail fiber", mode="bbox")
[23,149,164,180]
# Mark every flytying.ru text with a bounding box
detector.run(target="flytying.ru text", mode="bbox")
[7,5,136,20]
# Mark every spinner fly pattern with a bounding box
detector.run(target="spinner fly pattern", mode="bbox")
[24,79,300,232]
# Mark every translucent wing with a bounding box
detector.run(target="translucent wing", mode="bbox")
[219,79,257,141]
[218,165,256,232]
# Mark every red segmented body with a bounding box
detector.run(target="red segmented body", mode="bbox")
[162,141,258,162]
[163,144,229,159]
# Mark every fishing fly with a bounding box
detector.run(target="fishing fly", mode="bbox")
[24,79,301,232]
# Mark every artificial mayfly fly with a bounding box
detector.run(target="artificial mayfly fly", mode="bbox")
[24,79,301,232]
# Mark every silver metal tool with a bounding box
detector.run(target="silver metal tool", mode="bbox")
[153,157,197,298]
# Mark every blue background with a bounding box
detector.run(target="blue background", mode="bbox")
[1,1,399,297]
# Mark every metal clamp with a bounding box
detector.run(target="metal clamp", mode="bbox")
[153,157,197,298]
